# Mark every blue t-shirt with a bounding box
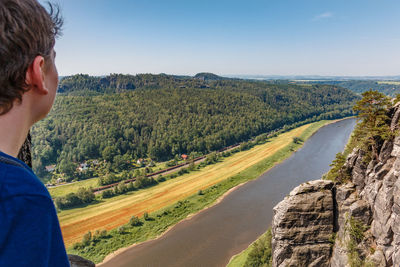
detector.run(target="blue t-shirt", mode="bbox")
[0,151,69,267]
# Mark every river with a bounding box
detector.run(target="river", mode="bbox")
[100,118,357,267]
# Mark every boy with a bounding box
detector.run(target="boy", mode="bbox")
[0,0,69,266]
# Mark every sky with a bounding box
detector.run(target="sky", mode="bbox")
[46,0,400,77]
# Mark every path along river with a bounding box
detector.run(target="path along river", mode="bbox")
[100,118,357,267]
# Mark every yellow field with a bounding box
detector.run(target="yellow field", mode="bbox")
[59,123,315,247]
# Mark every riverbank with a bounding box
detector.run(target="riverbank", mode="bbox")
[99,181,249,265]
[67,119,334,263]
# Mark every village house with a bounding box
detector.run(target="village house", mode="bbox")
[77,162,88,172]
[45,164,56,172]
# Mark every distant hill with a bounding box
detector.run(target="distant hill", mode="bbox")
[58,73,176,94]
[60,73,400,97]
[193,72,225,81]
[58,73,225,94]
[292,80,400,97]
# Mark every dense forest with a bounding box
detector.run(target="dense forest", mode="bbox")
[31,73,359,181]
[57,72,227,95]
[295,80,400,97]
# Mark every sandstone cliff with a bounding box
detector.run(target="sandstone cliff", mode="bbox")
[271,105,400,266]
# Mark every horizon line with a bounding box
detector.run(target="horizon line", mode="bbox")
[58,72,400,80]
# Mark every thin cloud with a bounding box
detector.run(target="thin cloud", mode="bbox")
[313,12,333,21]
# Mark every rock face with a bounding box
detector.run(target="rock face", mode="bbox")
[272,180,335,267]
[271,105,400,267]
[68,254,95,267]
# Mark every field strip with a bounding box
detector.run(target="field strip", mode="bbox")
[59,123,312,246]
[49,178,99,198]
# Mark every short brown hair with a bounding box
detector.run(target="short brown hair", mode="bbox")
[0,0,63,115]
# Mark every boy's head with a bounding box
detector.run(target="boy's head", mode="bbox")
[0,0,63,116]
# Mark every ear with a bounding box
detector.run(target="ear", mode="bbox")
[25,55,49,95]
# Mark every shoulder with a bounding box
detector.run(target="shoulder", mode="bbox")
[0,194,69,267]
[0,166,55,234]
[0,154,69,266]
[0,156,50,201]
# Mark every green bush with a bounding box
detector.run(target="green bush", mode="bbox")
[169,173,178,179]
[346,216,369,267]
[324,152,351,182]
[117,226,126,234]
[244,228,272,267]
[166,159,177,167]
[292,137,303,144]
[129,216,142,227]
[127,181,135,191]
[98,173,123,186]
[82,231,92,246]
[55,187,95,209]
[135,176,157,189]
[348,216,368,243]
[117,181,127,194]
[101,189,114,198]
[177,168,189,176]
[156,175,166,182]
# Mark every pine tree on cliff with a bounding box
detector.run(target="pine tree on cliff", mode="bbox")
[353,90,391,161]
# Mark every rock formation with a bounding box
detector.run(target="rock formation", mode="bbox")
[68,254,95,267]
[271,105,400,266]
[272,180,335,266]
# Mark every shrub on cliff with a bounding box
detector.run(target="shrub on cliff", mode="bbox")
[346,216,370,267]
[324,152,351,183]
[353,90,392,161]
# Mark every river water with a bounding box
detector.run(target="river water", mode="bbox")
[101,118,357,267]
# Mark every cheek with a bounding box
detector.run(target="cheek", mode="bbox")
[54,64,59,84]
[46,64,59,92]
[51,62,59,85]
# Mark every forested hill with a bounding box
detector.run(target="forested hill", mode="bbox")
[294,80,400,97]
[59,74,400,97]
[58,73,229,94]
[193,72,225,81]
[32,74,359,180]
